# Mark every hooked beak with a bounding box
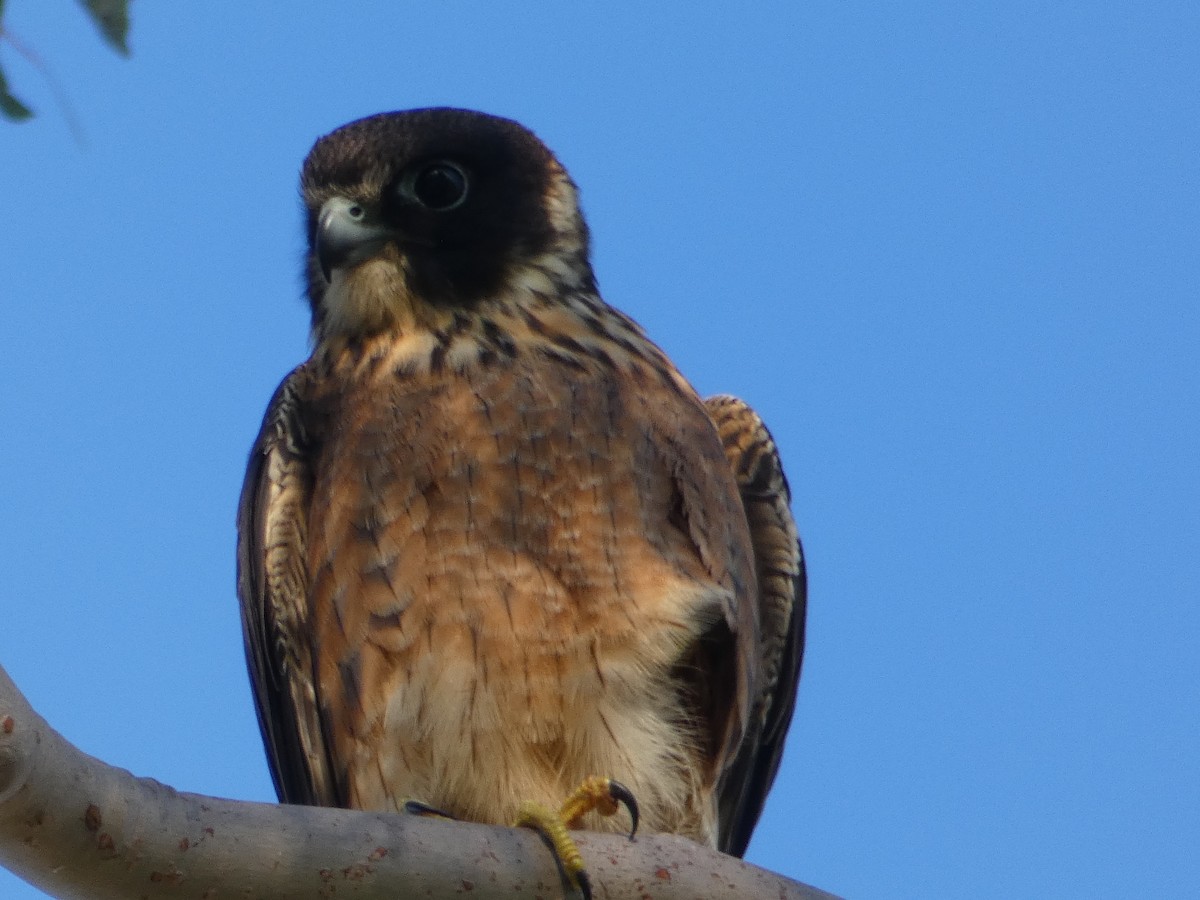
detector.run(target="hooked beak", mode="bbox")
[316,197,392,282]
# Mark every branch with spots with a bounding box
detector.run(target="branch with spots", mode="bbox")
[0,664,836,899]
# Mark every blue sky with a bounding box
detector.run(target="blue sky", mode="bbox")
[1,3,1196,897]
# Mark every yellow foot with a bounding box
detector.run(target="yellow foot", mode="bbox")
[515,776,639,900]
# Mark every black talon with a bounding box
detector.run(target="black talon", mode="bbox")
[403,799,454,818]
[607,779,640,839]
[576,869,593,900]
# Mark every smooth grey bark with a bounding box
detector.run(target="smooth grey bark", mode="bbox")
[0,664,837,899]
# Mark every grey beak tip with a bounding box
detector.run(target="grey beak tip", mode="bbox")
[316,196,388,281]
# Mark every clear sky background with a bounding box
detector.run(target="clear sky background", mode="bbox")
[1,3,1196,898]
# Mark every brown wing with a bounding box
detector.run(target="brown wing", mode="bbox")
[236,364,340,807]
[704,394,807,857]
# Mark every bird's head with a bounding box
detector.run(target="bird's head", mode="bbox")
[300,108,594,342]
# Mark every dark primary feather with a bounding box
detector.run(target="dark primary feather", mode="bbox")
[237,365,339,807]
[705,394,806,857]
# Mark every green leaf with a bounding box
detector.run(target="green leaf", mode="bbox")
[0,92,32,121]
[79,0,131,56]
[0,64,33,121]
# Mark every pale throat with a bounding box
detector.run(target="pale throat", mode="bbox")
[318,253,436,340]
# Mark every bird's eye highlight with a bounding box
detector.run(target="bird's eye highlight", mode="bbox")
[410,161,469,211]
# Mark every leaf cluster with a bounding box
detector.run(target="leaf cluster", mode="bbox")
[0,0,131,122]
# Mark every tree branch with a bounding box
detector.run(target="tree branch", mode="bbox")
[0,664,836,899]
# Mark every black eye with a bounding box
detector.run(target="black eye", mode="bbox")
[410,161,469,211]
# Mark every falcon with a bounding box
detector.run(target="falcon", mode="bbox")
[237,108,805,890]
